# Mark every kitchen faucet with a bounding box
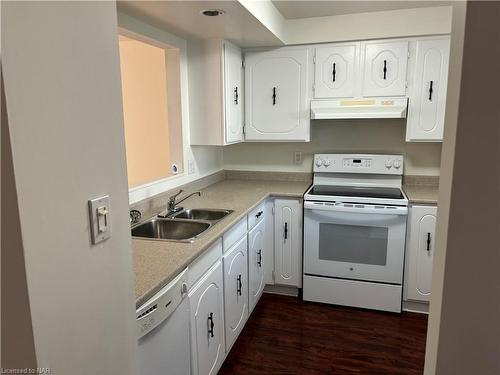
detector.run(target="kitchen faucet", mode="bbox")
[158,189,201,218]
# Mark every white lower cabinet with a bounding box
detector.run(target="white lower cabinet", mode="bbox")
[274,199,303,287]
[264,200,275,285]
[248,219,265,313]
[223,236,248,352]
[187,197,304,373]
[405,205,437,302]
[189,260,225,375]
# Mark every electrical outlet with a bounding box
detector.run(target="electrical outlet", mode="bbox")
[188,159,195,174]
[293,151,303,165]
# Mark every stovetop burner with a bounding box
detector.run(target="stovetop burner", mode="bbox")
[309,185,404,200]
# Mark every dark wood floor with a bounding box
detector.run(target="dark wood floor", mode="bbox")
[219,293,428,375]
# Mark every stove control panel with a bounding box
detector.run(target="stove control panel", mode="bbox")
[343,158,372,169]
[314,154,403,175]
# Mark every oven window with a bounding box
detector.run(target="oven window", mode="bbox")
[318,223,388,266]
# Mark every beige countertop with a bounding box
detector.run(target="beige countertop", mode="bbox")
[403,184,439,205]
[133,179,311,307]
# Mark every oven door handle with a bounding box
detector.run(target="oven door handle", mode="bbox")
[304,201,408,216]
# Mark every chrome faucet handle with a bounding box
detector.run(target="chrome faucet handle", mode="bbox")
[163,189,185,216]
[168,189,183,208]
[169,189,184,202]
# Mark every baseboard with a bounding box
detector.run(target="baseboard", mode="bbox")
[403,300,429,314]
[264,284,299,297]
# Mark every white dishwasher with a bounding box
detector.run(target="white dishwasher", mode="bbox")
[136,268,191,375]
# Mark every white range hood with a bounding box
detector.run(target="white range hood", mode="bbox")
[310,98,408,120]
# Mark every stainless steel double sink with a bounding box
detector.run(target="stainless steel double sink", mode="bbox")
[131,209,233,243]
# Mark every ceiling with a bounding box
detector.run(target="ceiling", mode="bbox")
[117,1,453,47]
[117,1,283,47]
[272,1,452,19]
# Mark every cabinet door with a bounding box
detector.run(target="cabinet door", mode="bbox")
[245,48,310,141]
[222,236,248,351]
[314,43,359,98]
[406,38,450,141]
[264,200,275,285]
[248,219,265,313]
[405,205,437,302]
[224,41,244,144]
[362,40,408,97]
[189,261,225,375]
[274,199,302,287]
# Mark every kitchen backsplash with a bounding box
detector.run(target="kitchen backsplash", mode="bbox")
[223,119,441,176]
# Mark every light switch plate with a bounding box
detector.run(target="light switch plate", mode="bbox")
[88,195,111,244]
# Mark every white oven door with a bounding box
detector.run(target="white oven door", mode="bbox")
[304,201,407,284]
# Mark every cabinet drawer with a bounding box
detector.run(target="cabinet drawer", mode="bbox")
[187,238,222,290]
[223,217,247,253]
[248,201,266,231]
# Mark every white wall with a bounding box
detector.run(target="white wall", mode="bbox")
[3,2,137,373]
[426,2,500,374]
[0,2,3,366]
[238,0,287,43]
[424,3,467,370]
[224,120,442,176]
[237,2,452,46]
[117,12,224,204]
[2,56,38,370]
[285,6,452,45]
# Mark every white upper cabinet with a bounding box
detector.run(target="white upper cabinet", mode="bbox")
[314,43,359,99]
[224,41,244,144]
[406,37,450,142]
[313,39,408,99]
[189,39,243,146]
[245,47,311,142]
[362,40,409,97]
[405,205,437,303]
